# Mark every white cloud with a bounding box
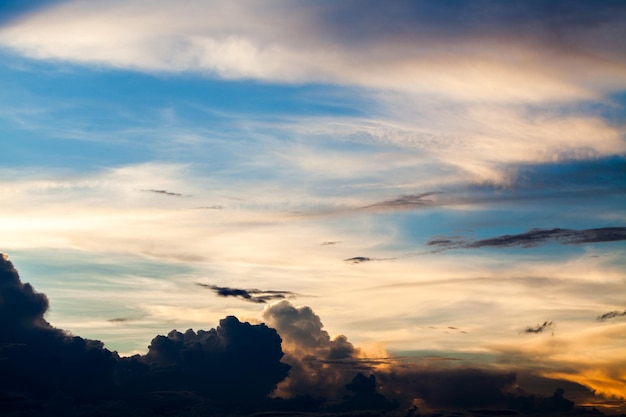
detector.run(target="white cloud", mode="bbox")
[1,0,624,103]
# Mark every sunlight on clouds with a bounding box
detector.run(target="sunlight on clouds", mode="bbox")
[1,0,625,103]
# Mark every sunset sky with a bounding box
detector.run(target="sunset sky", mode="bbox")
[1,1,625,415]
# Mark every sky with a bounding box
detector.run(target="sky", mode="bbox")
[0,0,625,415]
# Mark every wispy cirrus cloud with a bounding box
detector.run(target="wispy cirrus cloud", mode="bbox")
[1,1,624,103]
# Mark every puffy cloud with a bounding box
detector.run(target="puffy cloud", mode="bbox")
[119,317,290,404]
[0,253,290,414]
[0,253,118,404]
[262,300,367,399]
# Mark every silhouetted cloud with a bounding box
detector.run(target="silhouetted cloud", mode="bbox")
[597,309,626,321]
[524,321,554,334]
[0,253,118,405]
[196,283,297,304]
[0,253,613,415]
[140,189,185,197]
[427,227,626,252]
[343,256,396,264]
[321,241,341,246]
[379,367,517,409]
[0,253,290,415]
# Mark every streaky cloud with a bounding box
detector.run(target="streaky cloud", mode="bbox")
[343,256,396,264]
[524,321,555,334]
[361,192,440,210]
[196,283,297,304]
[427,227,626,252]
[596,309,626,321]
[140,188,186,197]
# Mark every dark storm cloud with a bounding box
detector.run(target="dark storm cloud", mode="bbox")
[119,317,290,404]
[379,367,517,409]
[0,253,290,415]
[0,253,118,405]
[140,189,185,197]
[524,321,554,334]
[196,283,298,304]
[597,309,626,321]
[427,227,626,252]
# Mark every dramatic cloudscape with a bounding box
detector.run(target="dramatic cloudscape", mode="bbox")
[0,1,625,416]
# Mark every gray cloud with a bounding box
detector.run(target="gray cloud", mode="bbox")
[343,256,396,264]
[524,321,555,334]
[596,309,626,321]
[362,192,440,210]
[196,283,297,304]
[140,189,185,197]
[427,227,626,252]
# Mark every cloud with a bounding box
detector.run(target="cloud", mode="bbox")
[0,252,291,414]
[1,1,624,104]
[343,256,396,264]
[0,253,118,404]
[262,300,370,400]
[597,310,626,321]
[140,188,185,197]
[523,321,555,334]
[196,283,298,304]
[362,192,440,210]
[2,254,622,414]
[121,316,291,405]
[427,227,626,252]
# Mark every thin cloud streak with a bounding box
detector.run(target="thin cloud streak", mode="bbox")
[196,283,298,304]
[427,227,626,252]
[597,310,626,321]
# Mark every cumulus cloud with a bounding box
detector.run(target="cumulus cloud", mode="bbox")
[427,227,626,252]
[1,254,615,414]
[0,253,290,414]
[196,283,298,304]
[0,253,118,405]
[262,300,369,400]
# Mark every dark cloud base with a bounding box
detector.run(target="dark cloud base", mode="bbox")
[0,253,615,416]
